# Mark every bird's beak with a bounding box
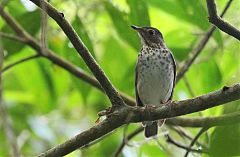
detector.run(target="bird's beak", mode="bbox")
[131,25,142,32]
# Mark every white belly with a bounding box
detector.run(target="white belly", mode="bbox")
[137,60,174,106]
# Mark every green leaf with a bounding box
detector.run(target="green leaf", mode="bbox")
[72,15,95,58]
[148,0,208,29]
[1,10,40,56]
[104,1,140,50]
[36,59,56,106]
[63,39,92,103]
[209,124,240,157]
[100,37,132,87]
[127,0,150,26]
[6,0,28,17]
[199,58,222,93]
[213,29,223,47]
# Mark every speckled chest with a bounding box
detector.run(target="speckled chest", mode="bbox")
[136,46,174,105]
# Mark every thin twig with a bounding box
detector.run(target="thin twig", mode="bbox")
[206,0,240,40]
[176,0,234,82]
[113,126,143,157]
[166,135,208,154]
[0,54,41,74]
[183,76,210,139]
[0,32,26,42]
[184,127,209,157]
[183,76,195,97]
[168,126,207,149]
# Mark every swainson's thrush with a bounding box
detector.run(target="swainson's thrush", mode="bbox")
[131,25,176,138]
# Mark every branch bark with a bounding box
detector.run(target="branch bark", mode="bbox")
[37,84,240,157]
[206,0,240,41]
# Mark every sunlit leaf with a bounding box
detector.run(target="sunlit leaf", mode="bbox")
[209,124,240,157]
[127,0,150,26]
[104,1,140,50]
[147,0,223,46]
[72,15,95,58]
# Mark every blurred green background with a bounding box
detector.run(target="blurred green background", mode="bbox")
[0,0,240,156]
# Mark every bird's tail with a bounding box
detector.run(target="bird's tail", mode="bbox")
[144,121,158,138]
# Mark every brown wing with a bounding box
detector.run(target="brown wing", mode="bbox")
[168,52,176,100]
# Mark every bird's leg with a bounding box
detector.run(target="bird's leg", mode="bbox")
[161,99,174,105]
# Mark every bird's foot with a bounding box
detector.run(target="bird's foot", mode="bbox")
[95,107,112,124]
[144,104,157,112]
[161,100,174,105]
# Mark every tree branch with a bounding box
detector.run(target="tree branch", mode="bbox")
[1,2,240,157]
[176,0,234,82]
[112,111,240,156]
[206,0,240,41]
[0,54,41,74]
[28,0,125,107]
[37,84,240,157]
[167,111,240,127]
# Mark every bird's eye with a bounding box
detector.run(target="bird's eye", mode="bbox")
[148,29,155,35]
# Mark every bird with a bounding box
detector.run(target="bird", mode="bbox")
[131,25,176,138]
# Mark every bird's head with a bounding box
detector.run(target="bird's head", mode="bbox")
[131,25,165,48]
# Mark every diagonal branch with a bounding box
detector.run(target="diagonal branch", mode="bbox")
[176,0,234,82]
[28,0,125,107]
[0,7,135,107]
[206,0,240,41]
